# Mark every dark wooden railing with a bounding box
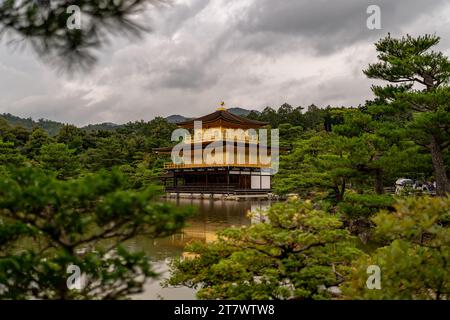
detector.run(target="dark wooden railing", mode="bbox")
[166,184,236,193]
[165,185,271,194]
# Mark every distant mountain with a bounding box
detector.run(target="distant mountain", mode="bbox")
[0,113,121,136]
[165,107,260,123]
[227,107,260,116]
[1,113,65,136]
[165,114,189,124]
[1,107,262,135]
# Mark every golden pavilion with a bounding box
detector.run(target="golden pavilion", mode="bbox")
[154,104,276,196]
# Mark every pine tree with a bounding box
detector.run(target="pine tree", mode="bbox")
[364,34,450,195]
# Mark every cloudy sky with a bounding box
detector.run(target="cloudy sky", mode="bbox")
[1,0,450,126]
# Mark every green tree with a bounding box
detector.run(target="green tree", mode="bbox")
[0,0,163,70]
[23,128,52,160]
[0,117,30,146]
[120,117,177,149]
[343,196,449,300]
[246,110,261,121]
[0,140,26,166]
[119,154,166,189]
[333,108,411,194]
[57,125,87,153]
[0,167,191,299]
[290,106,305,127]
[167,200,362,300]
[260,107,279,127]
[364,34,450,195]
[274,132,357,202]
[303,104,325,131]
[82,135,129,171]
[277,103,294,124]
[38,143,80,179]
[278,123,304,147]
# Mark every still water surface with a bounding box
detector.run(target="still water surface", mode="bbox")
[129,198,271,300]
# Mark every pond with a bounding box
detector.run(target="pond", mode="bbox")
[128,198,272,300]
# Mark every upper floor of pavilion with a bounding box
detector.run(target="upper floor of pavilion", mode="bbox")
[173,103,268,144]
[177,103,268,130]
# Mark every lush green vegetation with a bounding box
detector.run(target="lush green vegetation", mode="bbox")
[0,34,449,300]
[0,116,176,185]
[0,167,191,299]
[168,34,449,300]
[168,197,449,300]
[167,199,363,300]
[0,116,188,299]
[343,196,449,299]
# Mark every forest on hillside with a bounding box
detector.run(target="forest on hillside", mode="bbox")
[0,34,449,300]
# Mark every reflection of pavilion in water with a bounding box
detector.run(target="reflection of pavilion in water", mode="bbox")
[169,199,271,245]
[129,198,272,300]
[126,199,271,262]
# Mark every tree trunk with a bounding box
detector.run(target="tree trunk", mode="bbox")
[375,168,384,194]
[429,135,450,196]
[341,179,346,200]
[334,179,346,202]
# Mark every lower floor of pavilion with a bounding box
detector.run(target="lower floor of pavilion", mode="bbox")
[161,166,272,195]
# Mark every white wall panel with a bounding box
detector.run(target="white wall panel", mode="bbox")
[261,176,271,189]
[251,176,261,189]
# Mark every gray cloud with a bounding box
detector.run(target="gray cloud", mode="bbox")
[1,0,450,126]
[233,0,448,54]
